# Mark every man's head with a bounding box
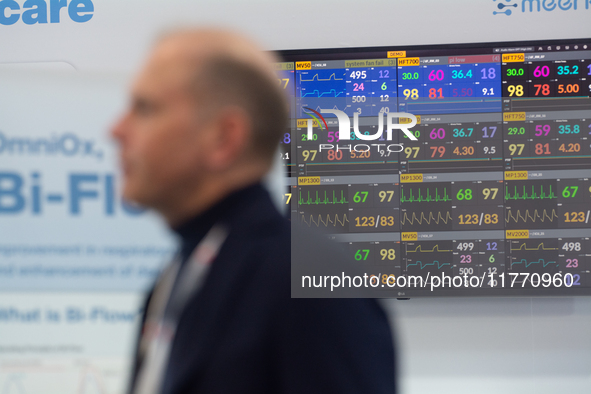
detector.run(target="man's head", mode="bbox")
[111,29,287,225]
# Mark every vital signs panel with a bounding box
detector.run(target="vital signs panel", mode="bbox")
[281,38,591,297]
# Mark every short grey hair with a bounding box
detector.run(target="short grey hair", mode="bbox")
[191,54,289,162]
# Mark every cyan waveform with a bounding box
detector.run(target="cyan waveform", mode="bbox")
[505,209,558,224]
[407,260,451,270]
[408,244,452,253]
[401,211,453,225]
[511,242,557,251]
[300,213,349,227]
[302,89,345,97]
[511,259,558,268]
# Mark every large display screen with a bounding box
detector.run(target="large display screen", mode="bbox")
[280,38,591,297]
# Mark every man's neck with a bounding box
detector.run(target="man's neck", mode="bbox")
[160,163,267,228]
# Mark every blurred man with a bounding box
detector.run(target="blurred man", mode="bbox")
[111,29,395,394]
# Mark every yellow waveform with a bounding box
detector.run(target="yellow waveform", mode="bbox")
[300,213,349,228]
[511,242,558,251]
[401,211,453,225]
[408,244,452,252]
[299,72,344,82]
[505,209,558,224]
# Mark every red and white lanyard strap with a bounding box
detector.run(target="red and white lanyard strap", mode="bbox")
[134,224,229,394]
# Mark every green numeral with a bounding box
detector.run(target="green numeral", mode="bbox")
[456,189,473,201]
[562,186,578,198]
[354,191,368,203]
[355,249,370,261]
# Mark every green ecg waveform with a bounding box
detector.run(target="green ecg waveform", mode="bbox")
[401,187,451,203]
[299,190,348,205]
[505,185,556,200]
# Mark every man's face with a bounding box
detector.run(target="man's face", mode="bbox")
[111,44,209,210]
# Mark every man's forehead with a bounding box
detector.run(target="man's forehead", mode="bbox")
[131,30,278,100]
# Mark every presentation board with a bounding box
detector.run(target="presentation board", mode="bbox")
[0,69,175,394]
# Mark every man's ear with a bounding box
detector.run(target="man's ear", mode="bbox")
[206,106,252,171]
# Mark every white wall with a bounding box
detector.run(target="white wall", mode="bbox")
[2,0,589,75]
[385,296,591,393]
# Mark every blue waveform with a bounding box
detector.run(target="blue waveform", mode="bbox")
[407,260,450,270]
[511,259,558,268]
[302,89,346,98]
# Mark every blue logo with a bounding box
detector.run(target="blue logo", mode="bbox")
[492,0,591,15]
[493,0,518,15]
[0,0,94,25]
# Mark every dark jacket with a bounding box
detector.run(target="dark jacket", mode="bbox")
[129,184,396,394]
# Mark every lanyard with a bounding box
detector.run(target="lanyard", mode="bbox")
[133,224,229,394]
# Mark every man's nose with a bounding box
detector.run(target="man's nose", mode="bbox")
[110,112,131,143]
